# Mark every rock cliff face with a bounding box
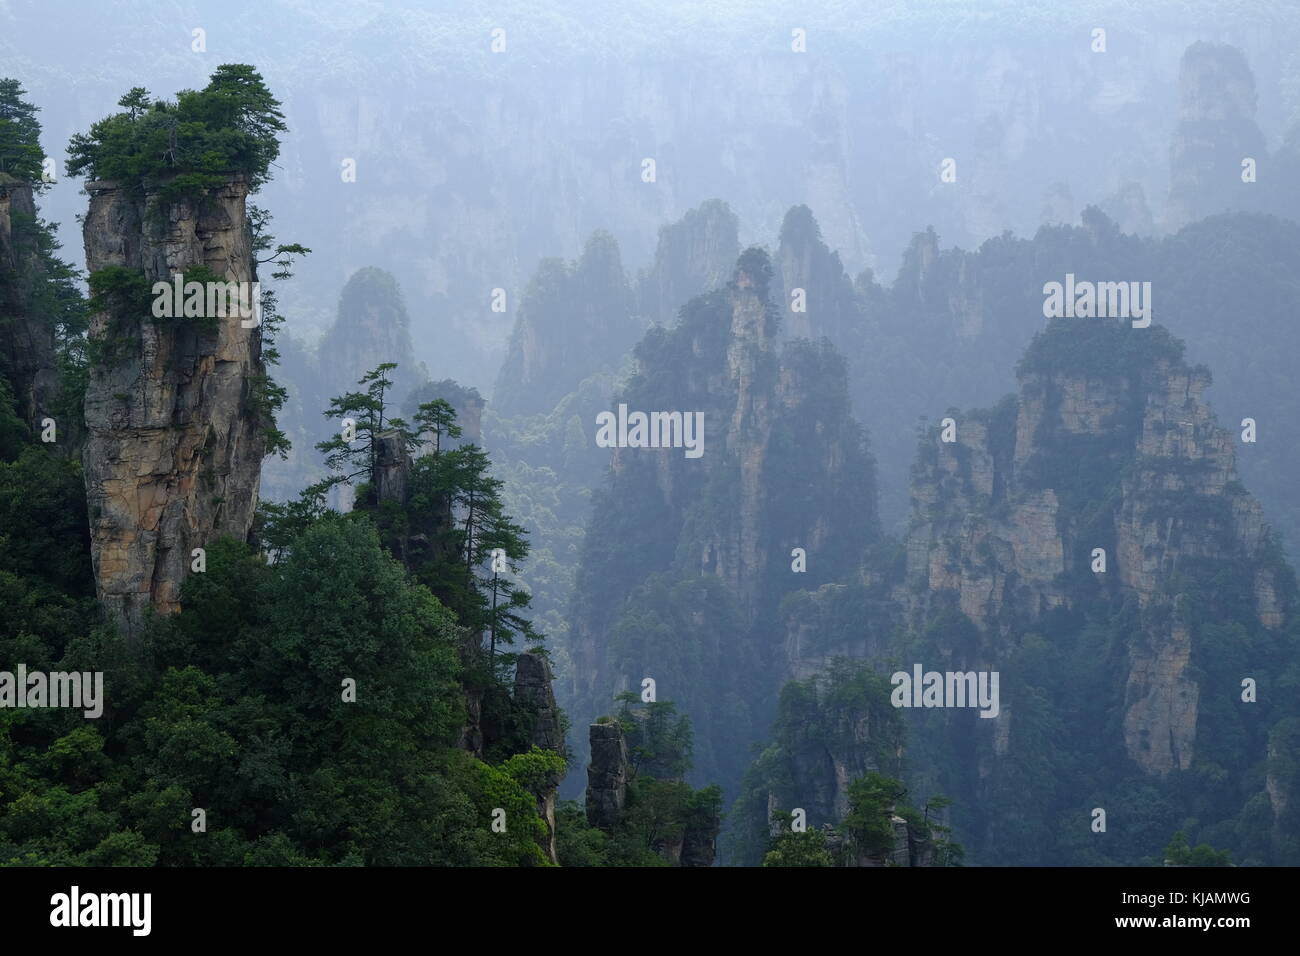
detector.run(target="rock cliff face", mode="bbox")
[821,817,937,868]
[765,318,1296,865]
[585,721,628,832]
[515,652,563,864]
[1165,42,1268,231]
[1266,720,1300,861]
[567,248,877,790]
[492,231,638,419]
[317,266,424,400]
[373,430,410,506]
[765,673,904,827]
[612,249,871,626]
[894,321,1289,837]
[636,199,740,328]
[583,719,718,866]
[452,390,485,445]
[772,204,861,347]
[516,652,563,752]
[837,205,1300,562]
[0,175,59,430]
[730,663,944,867]
[81,177,267,637]
[901,321,1285,775]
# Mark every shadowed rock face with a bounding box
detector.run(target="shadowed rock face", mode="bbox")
[565,247,878,796]
[585,721,628,831]
[374,430,411,505]
[582,716,718,866]
[81,177,266,637]
[515,652,563,752]
[822,815,933,868]
[0,177,59,431]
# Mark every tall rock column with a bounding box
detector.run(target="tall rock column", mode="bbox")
[585,720,629,831]
[0,174,60,431]
[1165,42,1267,230]
[514,652,564,864]
[82,177,266,637]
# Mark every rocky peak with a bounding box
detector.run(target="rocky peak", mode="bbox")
[902,319,1288,777]
[493,230,637,418]
[1177,41,1257,124]
[569,246,876,792]
[582,717,718,866]
[609,248,788,612]
[585,720,628,832]
[1166,42,1267,230]
[81,175,266,638]
[515,651,563,753]
[905,321,1277,631]
[821,816,936,868]
[373,429,410,504]
[730,663,943,867]
[318,266,423,400]
[773,204,861,345]
[636,198,739,327]
[514,651,563,864]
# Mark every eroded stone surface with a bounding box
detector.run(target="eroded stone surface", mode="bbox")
[82,178,266,637]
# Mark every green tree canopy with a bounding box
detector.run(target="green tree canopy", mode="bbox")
[0,78,46,188]
[66,65,286,201]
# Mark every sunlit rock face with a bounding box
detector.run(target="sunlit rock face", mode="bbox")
[82,177,266,637]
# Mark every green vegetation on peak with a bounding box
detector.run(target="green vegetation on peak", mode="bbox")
[0,77,47,190]
[66,65,285,202]
[1016,317,1186,381]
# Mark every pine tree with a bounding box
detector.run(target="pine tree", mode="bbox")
[316,363,413,491]
[0,78,47,189]
[413,398,461,455]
